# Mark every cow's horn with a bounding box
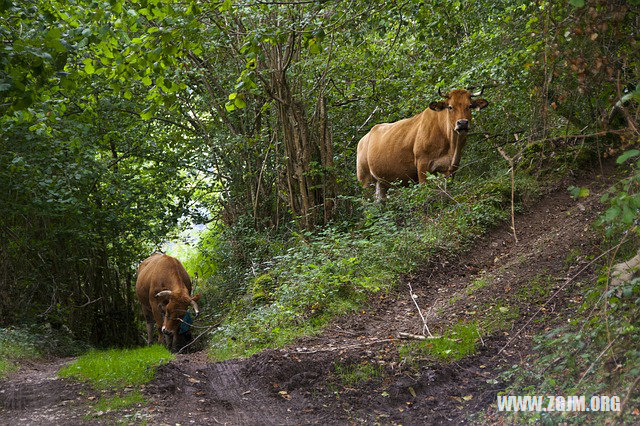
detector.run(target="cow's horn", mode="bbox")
[155,290,172,298]
[438,87,449,98]
[190,299,200,317]
[470,85,484,97]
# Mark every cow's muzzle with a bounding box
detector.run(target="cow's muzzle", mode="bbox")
[455,119,469,132]
[161,326,173,335]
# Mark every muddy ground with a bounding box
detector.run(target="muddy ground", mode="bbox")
[0,165,619,425]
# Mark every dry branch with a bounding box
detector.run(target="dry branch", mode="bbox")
[408,282,434,337]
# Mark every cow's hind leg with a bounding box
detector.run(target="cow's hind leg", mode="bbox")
[142,306,155,346]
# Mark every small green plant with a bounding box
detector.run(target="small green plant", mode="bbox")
[93,391,146,413]
[564,248,582,267]
[59,345,174,389]
[333,361,383,386]
[466,277,490,295]
[399,322,480,366]
[516,274,555,303]
[0,358,15,377]
[481,303,520,333]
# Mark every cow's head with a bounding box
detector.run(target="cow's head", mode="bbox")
[155,290,201,336]
[428,87,489,134]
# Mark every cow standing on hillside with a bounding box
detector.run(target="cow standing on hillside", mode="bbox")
[135,253,201,352]
[357,88,489,200]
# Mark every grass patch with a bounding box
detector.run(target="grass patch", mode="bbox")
[59,345,174,389]
[333,361,384,386]
[0,358,16,377]
[399,321,480,366]
[93,391,145,413]
[481,302,520,333]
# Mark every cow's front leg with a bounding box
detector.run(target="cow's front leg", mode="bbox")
[416,159,430,184]
[170,333,179,353]
[375,181,388,202]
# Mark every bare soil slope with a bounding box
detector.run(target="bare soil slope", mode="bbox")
[0,166,617,425]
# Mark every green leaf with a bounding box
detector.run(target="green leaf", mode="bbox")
[622,206,636,225]
[617,149,640,164]
[140,110,153,120]
[84,61,95,74]
[141,76,152,86]
[569,0,585,7]
[568,186,589,198]
[604,207,620,222]
[219,0,232,11]
[234,97,246,109]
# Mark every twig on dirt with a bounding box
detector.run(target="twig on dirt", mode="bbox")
[576,337,618,386]
[408,282,434,338]
[476,327,485,347]
[290,338,394,354]
[177,325,218,355]
[496,245,618,356]
[493,133,522,244]
[398,332,439,340]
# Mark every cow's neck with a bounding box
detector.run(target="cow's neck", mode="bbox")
[445,123,466,172]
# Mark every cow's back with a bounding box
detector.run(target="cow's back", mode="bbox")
[135,254,192,306]
[366,117,422,183]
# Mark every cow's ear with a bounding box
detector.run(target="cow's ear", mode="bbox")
[471,99,489,110]
[429,101,447,111]
[192,293,202,303]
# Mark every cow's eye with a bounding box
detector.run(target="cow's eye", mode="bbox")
[447,105,453,110]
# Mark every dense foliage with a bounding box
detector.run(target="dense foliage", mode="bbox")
[1,0,638,355]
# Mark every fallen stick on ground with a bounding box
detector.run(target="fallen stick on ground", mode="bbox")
[289,338,394,354]
[408,282,434,338]
[398,332,439,340]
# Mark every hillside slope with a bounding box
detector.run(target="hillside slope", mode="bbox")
[143,166,618,425]
[0,165,622,424]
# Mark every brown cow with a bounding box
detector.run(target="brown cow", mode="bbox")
[357,88,489,200]
[135,253,201,352]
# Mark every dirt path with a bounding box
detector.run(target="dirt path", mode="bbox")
[0,166,619,425]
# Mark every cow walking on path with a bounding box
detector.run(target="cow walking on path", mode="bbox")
[357,88,489,200]
[135,253,201,352]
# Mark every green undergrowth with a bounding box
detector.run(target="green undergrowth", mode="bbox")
[0,325,89,377]
[59,345,174,389]
[209,170,539,360]
[498,151,640,423]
